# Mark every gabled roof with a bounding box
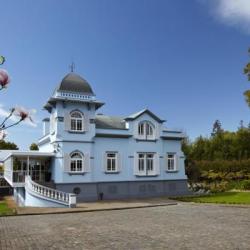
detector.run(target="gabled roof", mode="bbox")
[125,109,166,123]
[95,115,127,130]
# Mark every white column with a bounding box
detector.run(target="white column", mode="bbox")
[27,156,30,176]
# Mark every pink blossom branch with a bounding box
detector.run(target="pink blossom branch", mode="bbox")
[3,119,23,130]
[0,108,15,128]
[0,59,36,139]
[0,107,35,133]
[0,69,10,89]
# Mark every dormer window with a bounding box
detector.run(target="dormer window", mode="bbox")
[138,121,155,139]
[70,111,84,131]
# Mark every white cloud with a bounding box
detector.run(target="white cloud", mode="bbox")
[201,0,250,34]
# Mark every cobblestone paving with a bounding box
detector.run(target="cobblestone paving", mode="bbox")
[0,203,249,250]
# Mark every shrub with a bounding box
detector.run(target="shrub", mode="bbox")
[193,160,250,173]
[241,180,250,190]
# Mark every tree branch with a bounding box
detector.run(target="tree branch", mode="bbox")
[3,119,22,130]
[0,110,14,128]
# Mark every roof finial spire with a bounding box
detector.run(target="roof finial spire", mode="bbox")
[69,62,75,72]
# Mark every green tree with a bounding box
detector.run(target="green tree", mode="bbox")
[29,143,38,151]
[0,140,18,150]
[243,48,250,106]
[239,120,244,130]
[211,120,223,137]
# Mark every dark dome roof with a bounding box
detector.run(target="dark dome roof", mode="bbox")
[58,73,94,94]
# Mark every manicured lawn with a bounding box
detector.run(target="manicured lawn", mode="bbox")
[0,200,14,216]
[174,192,250,205]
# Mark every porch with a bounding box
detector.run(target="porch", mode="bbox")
[3,151,55,187]
[2,151,76,208]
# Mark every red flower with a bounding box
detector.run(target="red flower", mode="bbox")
[0,69,10,89]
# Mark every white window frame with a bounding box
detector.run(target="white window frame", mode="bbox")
[70,111,84,132]
[105,152,118,173]
[167,153,177,172]
[137,152,155,176]
[137,121,155,140]
[70,152,84,173]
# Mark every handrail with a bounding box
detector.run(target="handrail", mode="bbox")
[25,176,76,207]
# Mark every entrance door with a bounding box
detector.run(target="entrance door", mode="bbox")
[29,160,42,182]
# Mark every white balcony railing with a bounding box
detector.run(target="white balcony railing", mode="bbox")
[25,176,76,207]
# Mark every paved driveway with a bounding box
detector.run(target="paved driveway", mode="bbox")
[0,203,249,250]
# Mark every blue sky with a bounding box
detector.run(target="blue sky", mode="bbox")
[0,0,250,149]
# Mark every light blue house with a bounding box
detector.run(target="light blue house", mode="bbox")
[3,72,189,207]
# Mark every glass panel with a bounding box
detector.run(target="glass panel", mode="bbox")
[71,161,76,171]
[71,119,76,130]
[13,158,21,171]
[139,153,144,158]
[77,160,82,171]
[107,159,112,171]
[139,158,144,171]
[77,120,82,130]
[146,123,154,136]
[71,152,82,159]
[107,153,116,158]
[147,153,154,158]
[138,123,144,135]
[71,112,82,118]
[147,159,153,171]
[111,159,116,171]
[168,154,174,159]
[168,158,175,170]
[22,161,27,171]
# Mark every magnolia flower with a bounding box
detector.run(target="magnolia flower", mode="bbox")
[0,106,36,131]
[0,129,6,140]
[14,106,34,122]
[0,69,10,89]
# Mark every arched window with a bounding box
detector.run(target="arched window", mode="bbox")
[70,151,84,172]
[70,111,84,131]
[138,121,155,139]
